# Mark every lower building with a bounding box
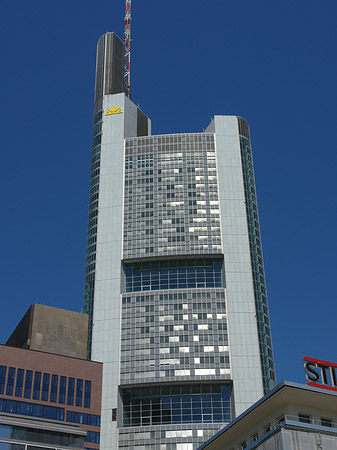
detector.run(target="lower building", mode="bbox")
[0,410,87,450]
[198,381,337,450]
[0,344,102,450]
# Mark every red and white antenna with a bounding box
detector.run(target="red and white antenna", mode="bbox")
[124,0,131,92]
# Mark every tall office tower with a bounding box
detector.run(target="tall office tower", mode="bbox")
[84,32,275,450]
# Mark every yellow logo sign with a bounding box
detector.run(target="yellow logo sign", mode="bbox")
[105,106,123,116]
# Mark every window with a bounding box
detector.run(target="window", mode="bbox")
[15,369,24,397]
[0,397,64,421]
[50,375,58,403]
[124,258,223,292]
[66,411,100,426]
[0,366,7,394]
[298,414,311,424]
[24,370,33,398]
[112,409,117,421]
[86,431,100,444]
[121,384,231,426]
[41,373,50,401]
[33,372,41,400]
[252,433,259,441]
[67,378,75,405]
[6,367,16,396]
[84,381,91,408]
[59,376,66,404]
[321,417,332,427]
[76,379,83,407]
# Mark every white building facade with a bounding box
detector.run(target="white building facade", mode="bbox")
[83,33,275,450]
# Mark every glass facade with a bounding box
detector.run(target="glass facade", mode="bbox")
[123,133,222,259]
[0,367,91,410]
[121,384,231,426]
[239,130,275,392]
[82,68,275,449]
[0,398,64,421]
[0,360,99,449]
[66,411,100,426]
[120,290,229,385]
[0,424,84,448]
[83,104,103,359]
[124,259,223,292]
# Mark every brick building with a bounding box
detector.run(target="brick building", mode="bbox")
[0,305,102,450]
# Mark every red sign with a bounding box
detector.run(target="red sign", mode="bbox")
[303,356,337,392]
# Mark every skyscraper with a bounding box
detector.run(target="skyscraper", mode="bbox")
[84,32,275,450]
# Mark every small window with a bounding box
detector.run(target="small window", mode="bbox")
[112,408,117,421]
[264,424,271,433]
[298,414,311,424]
[321,417,332,427]
[239,442,246,449]
[252,433,259,441]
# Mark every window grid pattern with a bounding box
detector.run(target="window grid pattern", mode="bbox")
[124,259,223,292]
[123,133,222,259]
[0,423,85,448]
[121,384,231,427]
[0,398,64,421]
[83,102,103,359]
[120,289,229,385]
[239,132,275,393]
[0,367,92,409]
[118,423,224,450]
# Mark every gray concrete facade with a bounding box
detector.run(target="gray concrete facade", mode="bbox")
[6,304,89,359]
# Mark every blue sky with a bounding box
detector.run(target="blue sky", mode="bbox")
[0,0,336,386]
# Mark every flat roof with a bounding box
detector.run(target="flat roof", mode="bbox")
[198,381,337,449]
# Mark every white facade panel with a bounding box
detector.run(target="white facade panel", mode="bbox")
[91,93,141,450]
[211,116,264,415]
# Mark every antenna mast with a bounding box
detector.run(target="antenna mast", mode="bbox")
[124,0,131,92]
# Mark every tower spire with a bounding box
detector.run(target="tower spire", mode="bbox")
[124,0,131,92]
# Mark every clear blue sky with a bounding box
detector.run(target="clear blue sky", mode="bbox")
[0,0,336,386]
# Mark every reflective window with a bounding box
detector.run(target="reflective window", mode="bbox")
[124,259,223,292]
[6,368,15,396]
[33,372,41,400]
[0,367,7,395]
[50,375,58,403]
[76,379,83,407]
[321,417,332,427]
[24,370,33,399]
[59,376,66,404]
[15,369,24,397]
[41,373,50,401]
[0,398,64,421]
[66,411,100,426]
[121,384,231,426]
[67,378,75,405]
[298,414,311,424]
[86,431,100,444]
[84,380,91,408]
[0,424,84,448]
